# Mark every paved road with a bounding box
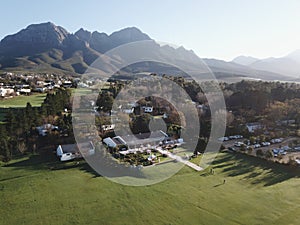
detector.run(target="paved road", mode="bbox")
[156,147,203,171]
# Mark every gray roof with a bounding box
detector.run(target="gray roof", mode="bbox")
[60,144,78,153]
[60,142,94,154]
[117,130,168,146]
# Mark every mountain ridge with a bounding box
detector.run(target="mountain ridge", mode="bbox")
[0,22,296,81]
[232,51,300,78]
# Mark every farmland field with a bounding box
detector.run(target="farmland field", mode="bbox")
[1,151,300,225]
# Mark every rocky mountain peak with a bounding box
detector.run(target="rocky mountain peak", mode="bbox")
[1,22,69,46]
[109,27,151,45]
[74,28,92,42]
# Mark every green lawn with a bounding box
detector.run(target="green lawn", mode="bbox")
[0,93,46,108]
[1,151,300,225]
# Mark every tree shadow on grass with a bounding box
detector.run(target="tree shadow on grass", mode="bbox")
[4,147,148,179]
[213,183,224,188]
[3,150,102,179]
[200,173,210,177]
[35,95,47,98]
[212,152,300,187]
[50,160,102,178]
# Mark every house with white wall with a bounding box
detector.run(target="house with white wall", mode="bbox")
[56,141,95,161]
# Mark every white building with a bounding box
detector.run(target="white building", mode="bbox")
[246,123,263,133]
[0,88,14,97]
[36,124,59,136]
[101,124,115,131]
[142,106,153,113]
[56,142,95,161]
[18,88,31,94]
[103,130,168,149]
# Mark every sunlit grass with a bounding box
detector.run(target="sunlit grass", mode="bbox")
[0,93,46,108]
[1,152,300,224]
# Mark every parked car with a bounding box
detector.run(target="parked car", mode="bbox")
[273,148,287,155]
[281,146,291,151]
[235,135,243,139]
[254,144,261,148]
[279,149,287,155]
[218,137,229,141]
[294,146,300,151]
[228,147,236,152]
[60,153,75,161]
[271,138,283,144]
[234,142,244,147]
[261,142,271,147]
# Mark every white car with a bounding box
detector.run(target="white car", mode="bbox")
[218,137,229,141]
[234,142,244,147]
[271,138,283,144]
[235,135,243,139]
[60,153,75,161]
[261,142,270,147]
[294,146,300,151]
[281,146,291,151]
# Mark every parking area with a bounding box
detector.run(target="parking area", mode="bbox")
[221,135,300,164]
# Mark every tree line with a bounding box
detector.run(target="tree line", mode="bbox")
[0,89,72,162]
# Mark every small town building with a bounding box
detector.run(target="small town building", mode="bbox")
[56,142,95,161]
[36,124,59,136]
[101,124,115,131]
[246,122,263,133]
[103,130,168,149]
[141,106,153,113]
[0,88,14,97]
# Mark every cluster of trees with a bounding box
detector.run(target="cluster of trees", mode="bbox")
[223,80,300,137]
[41,89,72,115]
[225,80,300,112]
[0,89,72,162]
[95,77,300,156]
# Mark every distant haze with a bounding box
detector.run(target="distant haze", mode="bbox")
[1,0,300,61]
[232,50,300,78]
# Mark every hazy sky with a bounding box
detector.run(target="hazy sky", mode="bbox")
[1,0,300,61]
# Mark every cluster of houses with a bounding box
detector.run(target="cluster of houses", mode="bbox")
[102,130,184,165]
[112,101,208,117]
[54,129,184,164]
[34,80,74,92]
[0,83,32,97]
[0,80,74,98]
[113,103,153,115]
[0,72,80,98]
[103,130,169,151]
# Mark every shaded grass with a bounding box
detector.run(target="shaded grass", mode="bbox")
[1,151,300,224]
[0,110,6,122]
[212,152,299,186]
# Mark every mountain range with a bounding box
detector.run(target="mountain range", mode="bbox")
[0,22,299,81]
[232,51,300,79]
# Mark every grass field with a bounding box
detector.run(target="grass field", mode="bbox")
[0,93,46,108]
[1,151,300,225]
[0,110,6,123]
